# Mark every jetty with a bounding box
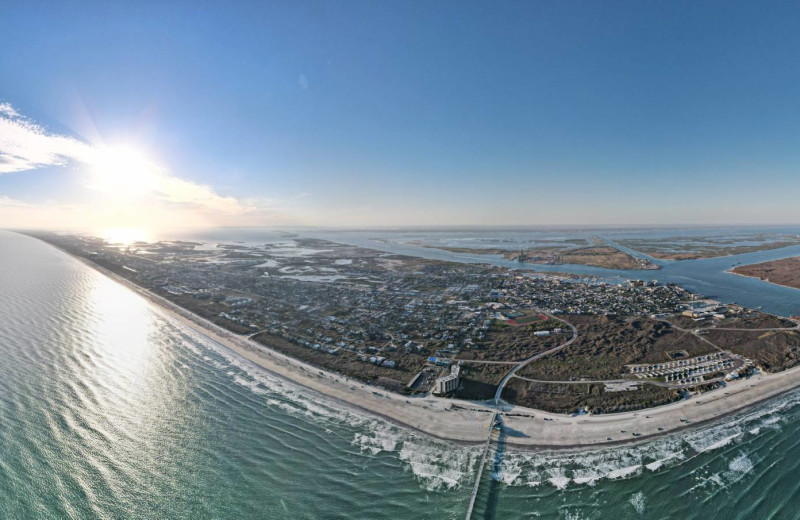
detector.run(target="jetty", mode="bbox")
[464,413,502,520]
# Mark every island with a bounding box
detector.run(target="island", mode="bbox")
[732,256,800,291]
[410,236,659,270]
[617,232,800,261]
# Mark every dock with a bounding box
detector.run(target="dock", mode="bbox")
[464,412,500,520]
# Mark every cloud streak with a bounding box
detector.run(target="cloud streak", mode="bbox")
[0,107,93,174]
[0,104,255,217]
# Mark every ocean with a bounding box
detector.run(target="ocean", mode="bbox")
[2,230,800,519]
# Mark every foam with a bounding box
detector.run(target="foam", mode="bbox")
[571,470,601,486]
[612,464,644,479]
[645,452,683,471]
[561,509,586,520]
[708,473,726,487]
[690,433,742,453]
[547,469,570,490]
[160,318,498,491]
[161,311,800,494]
[493,458,523,485]
[629,491,646,514]
[396,439,481,490]
[728,452,753,475]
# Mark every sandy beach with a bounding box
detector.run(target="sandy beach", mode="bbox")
[69,251,800,450]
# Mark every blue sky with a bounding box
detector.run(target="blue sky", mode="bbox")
[2,1,800,228]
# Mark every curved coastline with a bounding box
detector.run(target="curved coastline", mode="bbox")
[38,236,800,451]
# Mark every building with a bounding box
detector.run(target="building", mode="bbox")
[434,364,460,395]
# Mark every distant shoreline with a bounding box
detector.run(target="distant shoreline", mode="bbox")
[728,264,800,295]
[35,235,800,451]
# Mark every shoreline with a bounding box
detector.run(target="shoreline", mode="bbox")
[728,266,800,295]
[65,253,496,445]
[46,238,800,451]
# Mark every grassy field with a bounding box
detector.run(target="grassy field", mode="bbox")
[517,315,715,381]
[733,256,800,290]
[504,378,681,414]
[250,332,426,393]
[411,242,652,269]
[456,317,563,362]
[617,236,800,260]
[669,312,796,330]
[704,329,800,372]
[511,313,548,325]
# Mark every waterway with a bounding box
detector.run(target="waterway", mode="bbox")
[300,227,800,317]
[146,225,800,316]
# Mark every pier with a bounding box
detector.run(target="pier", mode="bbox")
[464,413,501,520]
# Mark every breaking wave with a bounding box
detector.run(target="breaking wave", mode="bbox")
[165,310,800,494]
[166,317,482,491]
[491,388,800,490]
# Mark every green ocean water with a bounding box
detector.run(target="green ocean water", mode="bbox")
[2,230,800,519]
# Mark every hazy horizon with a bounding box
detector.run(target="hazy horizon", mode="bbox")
[9,222,800,233]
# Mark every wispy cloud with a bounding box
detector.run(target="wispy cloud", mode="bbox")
[0,108,93,174]
[0,104,257,218]
[0,103,21,118]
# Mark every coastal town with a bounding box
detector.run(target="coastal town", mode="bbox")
[28,231,800,417]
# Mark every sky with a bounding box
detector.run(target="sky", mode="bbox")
[2,0,800,230]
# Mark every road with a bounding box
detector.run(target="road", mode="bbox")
[513,375,628,385]
[705,323,800,332]
[493,313,578,406]
[454,359,520,365]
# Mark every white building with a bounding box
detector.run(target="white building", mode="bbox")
[434,365,460,394]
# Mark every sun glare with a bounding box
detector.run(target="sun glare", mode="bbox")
[101,227,149,246]
[89,145,159,197]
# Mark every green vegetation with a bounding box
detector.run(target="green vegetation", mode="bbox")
[511,314,545,325]
[505,379,681,414]
[705,329,800,372]
[457,317,563,362]
[517,315,714,381]
[670,312,795,330]
[251,332,423,393]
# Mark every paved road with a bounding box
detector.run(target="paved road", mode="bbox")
[705,324,800,332]
[513,375,628,385]
[657,319,726,352]
[493,313,578,406]
[454,359,520,365]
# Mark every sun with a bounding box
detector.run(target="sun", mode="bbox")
[87,145,160,241]
[89,144,159,198]
[100,227,149,246]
